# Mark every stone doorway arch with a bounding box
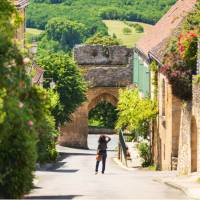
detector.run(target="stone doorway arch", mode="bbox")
[58,45,133,148]
[191,116,197,172]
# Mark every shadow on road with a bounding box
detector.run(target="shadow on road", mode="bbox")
[37,152,95,173]
[26,195,83,199]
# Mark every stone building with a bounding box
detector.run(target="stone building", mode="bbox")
[133,0,197,171]
[58,45,133,148]
[12,1,44,85]
[13,0,29,47]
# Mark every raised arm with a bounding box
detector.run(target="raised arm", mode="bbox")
[106,136,111,143]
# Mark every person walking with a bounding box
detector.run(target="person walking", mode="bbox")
[95,135,111,174]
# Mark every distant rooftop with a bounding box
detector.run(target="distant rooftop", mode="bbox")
[14,0,29,9]
[136,0,197,63]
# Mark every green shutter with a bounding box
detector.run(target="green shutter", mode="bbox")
[145,67,150,97]
[133,53,150,97]
[133,53,139,84]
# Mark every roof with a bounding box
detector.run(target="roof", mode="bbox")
[14,0,29,9]
[32,65,44,85]
[135,0,197,63]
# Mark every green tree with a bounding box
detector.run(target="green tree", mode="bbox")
[0,1,37,198]
[42,17,87,52]
[89,101,118,129]
[85,33,120,45]
[116,88,157,138]
[0,1,58,198]
[37,52,87,125]
[123,27,132,34]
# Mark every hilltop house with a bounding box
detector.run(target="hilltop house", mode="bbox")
[133,0,197,171]
[13,0,44,85]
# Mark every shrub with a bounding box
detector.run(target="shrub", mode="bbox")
[134,24,144,33]
[0,1,59,198]
[36,52,87,125]
[85,33,120,45]
[28,87,59,163]
[123,27,132,34]
[138,141,151,167]
[0,95,37,198]
[116,88,158,139]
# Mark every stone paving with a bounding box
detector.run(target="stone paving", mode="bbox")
[26,135,187,200]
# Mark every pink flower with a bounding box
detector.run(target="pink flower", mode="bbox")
[27,120,34,127]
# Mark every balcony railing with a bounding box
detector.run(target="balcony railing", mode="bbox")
[14,0,29,9]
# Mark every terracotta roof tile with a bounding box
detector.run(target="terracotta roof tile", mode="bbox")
[136,0,197,62]
[32,65,44,85]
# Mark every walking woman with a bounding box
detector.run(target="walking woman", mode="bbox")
[95,135,111,174]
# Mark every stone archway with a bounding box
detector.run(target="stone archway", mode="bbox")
[58,45,133,148]
[191,116,197,172]
[88,88,118,111]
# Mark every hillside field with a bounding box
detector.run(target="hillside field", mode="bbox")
[103,20,153,47]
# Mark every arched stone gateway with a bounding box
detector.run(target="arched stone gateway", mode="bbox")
[58,45,133,148]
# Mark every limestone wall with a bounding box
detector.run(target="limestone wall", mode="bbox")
[177,102,192,175]
[59,87,119,148]
[74,45,132,65]
[76,45,133,87]
[192,82,200,172]
[157,73,181,170]
[59,45,132,148]
[82,66,132,87]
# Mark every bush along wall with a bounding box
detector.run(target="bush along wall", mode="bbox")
[0,1,59,198]
[160,1,200,101]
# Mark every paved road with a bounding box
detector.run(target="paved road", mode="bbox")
[27,135,187,200]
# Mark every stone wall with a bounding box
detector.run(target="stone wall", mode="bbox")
[76,45,133,87]
[74,45,132,65]
[192,82,200,172]
[177,102,192,175]
[58,87,120,148]
[59,45,132,148]
[82,66,132,87]
[156,73,181,170]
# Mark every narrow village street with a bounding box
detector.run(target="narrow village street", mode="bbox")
[27,135,187,200]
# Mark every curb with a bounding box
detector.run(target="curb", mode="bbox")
[154,178,200,200]
[112,157,137,171]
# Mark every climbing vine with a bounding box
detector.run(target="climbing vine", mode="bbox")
[160,1,200,100]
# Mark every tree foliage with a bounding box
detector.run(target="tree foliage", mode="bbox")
[116,88,157,137]
[36,52,87,125]
[40,18,87,52]
[85,33,120,45]
[89,101,118,129]
[27,0,176,36]
[0,1,58,198]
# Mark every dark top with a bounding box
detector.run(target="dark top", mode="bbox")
[97,137,111,152]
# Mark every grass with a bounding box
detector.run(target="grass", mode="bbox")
[103,20,153,47]
[26,28,43,46]
[26,28,43,35]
